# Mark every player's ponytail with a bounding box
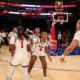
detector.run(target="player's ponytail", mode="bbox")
[17,26,29,40]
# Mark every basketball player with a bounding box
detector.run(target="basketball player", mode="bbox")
[8,27,17,45]
[28,31,52,80]
[1,29,6,48]
[0,30,4,48]
[6,26,30,80]
[28,27,40,72]
[60,19,80,63]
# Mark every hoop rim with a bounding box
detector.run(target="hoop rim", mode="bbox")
[52,12,71,24]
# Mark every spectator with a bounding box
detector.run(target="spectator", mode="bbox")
[1,29,7,48]
[57,30,62,49]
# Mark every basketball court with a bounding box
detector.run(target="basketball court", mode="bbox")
[0,47,80,80]
[0,0,80,80]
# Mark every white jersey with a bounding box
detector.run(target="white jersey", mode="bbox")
[1,32,6,38]
[8,31,16,37]
[32,39,48,57]
[30,34,40,51]
[15,39,28,53]
[9,31,17,45]
[11,38,29,66]
[73,31,80,46]
[8,31,17,39]
[30,34,39,43]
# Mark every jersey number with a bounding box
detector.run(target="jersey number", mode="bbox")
[39,45,43,51]
[21,41,23,48]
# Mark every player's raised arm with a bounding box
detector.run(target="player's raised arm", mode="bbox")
[60,40,78,63]
[60,19,80,63]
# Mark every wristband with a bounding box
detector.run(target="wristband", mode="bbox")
[61,54,66,58]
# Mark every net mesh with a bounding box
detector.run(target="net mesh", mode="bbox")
[60,21,64,25]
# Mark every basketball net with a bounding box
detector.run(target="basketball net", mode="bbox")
[60,20,64,25]
[59,18,64,25]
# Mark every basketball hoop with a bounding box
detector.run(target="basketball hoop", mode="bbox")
[52,12,72,25]
[58,16,64,25]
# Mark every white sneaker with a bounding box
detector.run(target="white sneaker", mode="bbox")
[6,76,11,80]
[44,76,48,80]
